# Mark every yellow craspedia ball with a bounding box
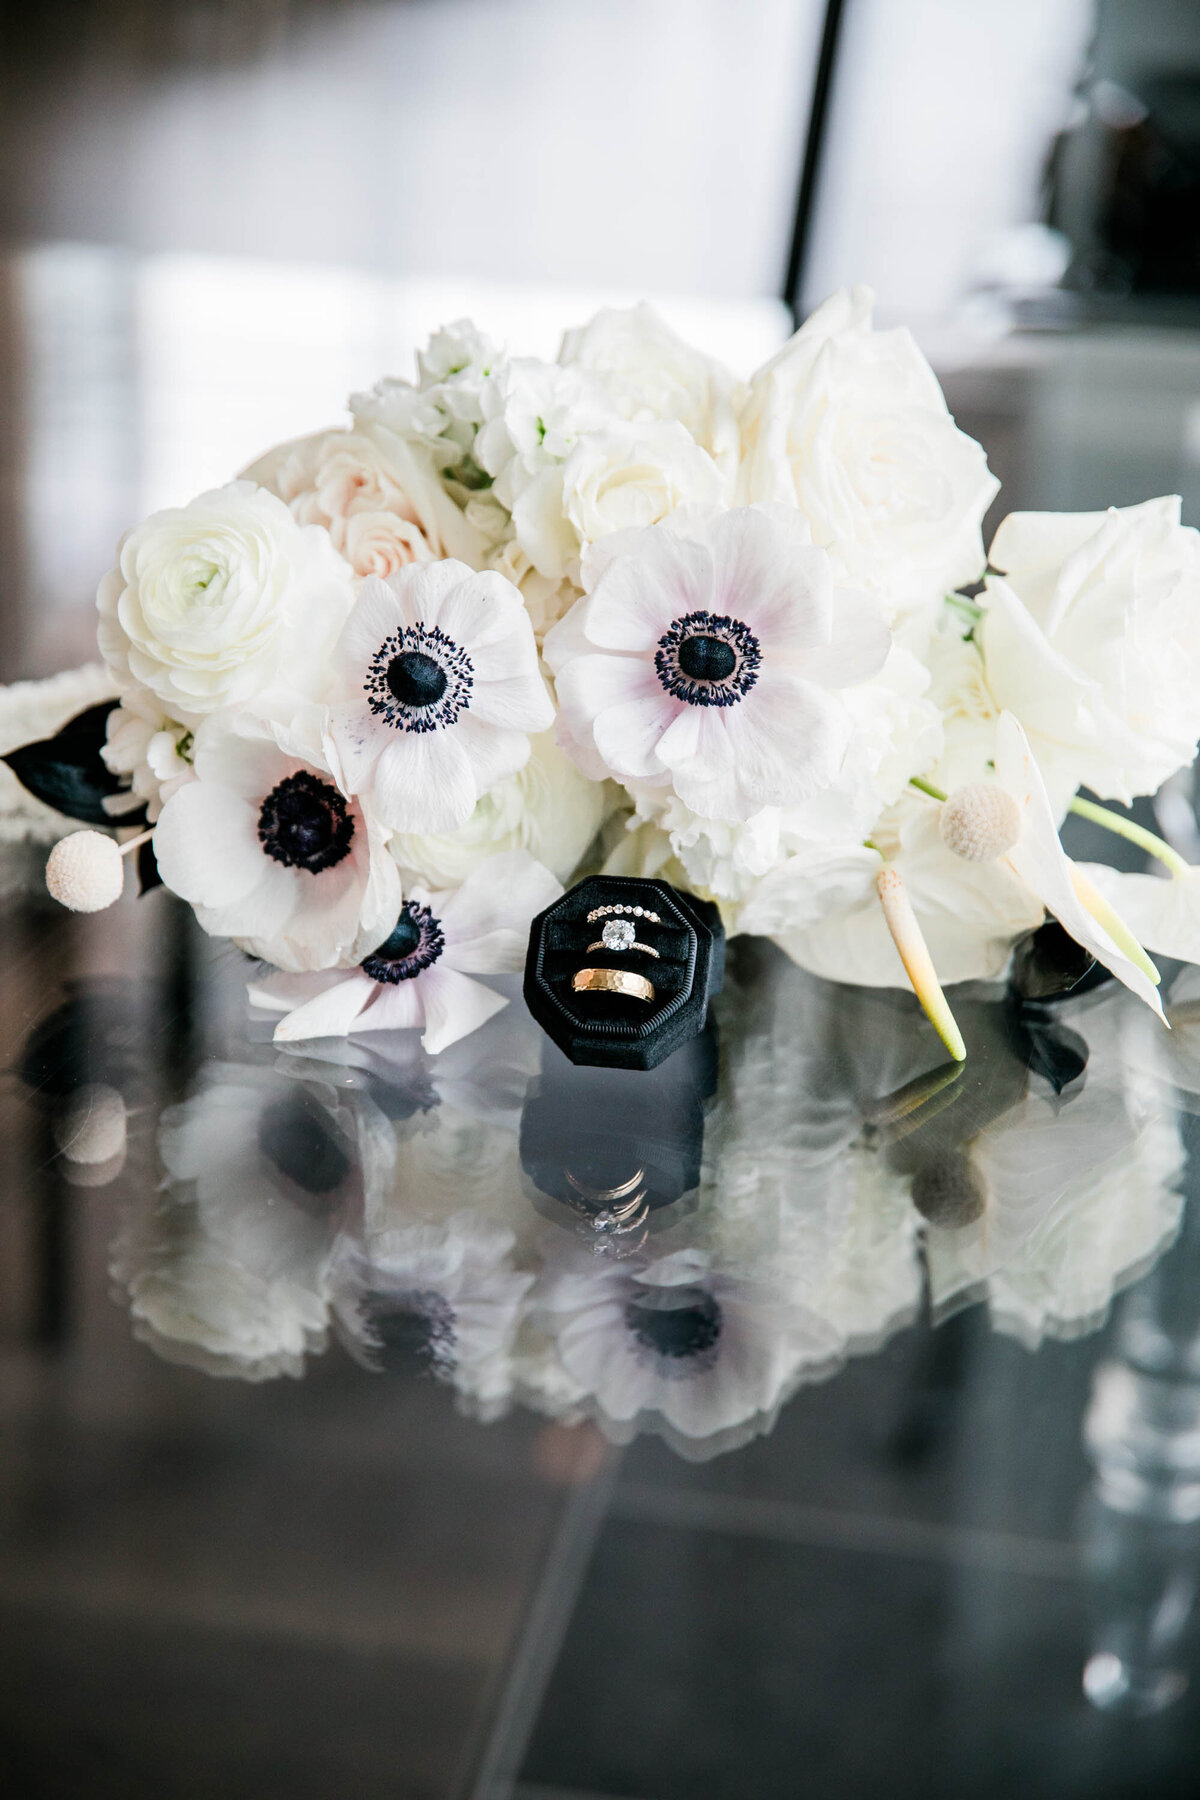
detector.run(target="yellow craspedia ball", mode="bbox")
[45,831,125,911]
[940,783,1022,863]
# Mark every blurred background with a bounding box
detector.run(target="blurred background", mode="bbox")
[3,0,1200,678]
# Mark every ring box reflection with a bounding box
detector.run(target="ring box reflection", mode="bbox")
[519,1017,719,1239]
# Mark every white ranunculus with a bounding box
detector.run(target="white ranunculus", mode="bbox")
[980,496,1200,807]
[390,730,613,888]
[97,481,358,725]
[737,287,998,617]
[560,302,742,480]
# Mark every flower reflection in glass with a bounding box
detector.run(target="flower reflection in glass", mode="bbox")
[112,1064,386,1381]
[527,1249,837,1452]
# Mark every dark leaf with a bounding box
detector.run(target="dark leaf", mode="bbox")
[136,836,162,895]
[1,700,142,827]
[1011,1013,1090,1094]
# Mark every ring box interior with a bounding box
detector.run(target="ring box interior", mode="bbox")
[523,875,724,1071]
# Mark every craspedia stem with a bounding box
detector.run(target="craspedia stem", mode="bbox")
[875,866,967,1062]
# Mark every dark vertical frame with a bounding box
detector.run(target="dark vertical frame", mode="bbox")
[782,0,848,325]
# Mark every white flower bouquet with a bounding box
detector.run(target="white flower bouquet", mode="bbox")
[15,287,1200,1058]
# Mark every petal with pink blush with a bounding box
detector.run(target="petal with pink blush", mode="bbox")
[584,533,714,652]
[468,670,555,732]
[154,783,265,906]
[705,508,832,650]
[328,701,391,793]
[592,690,679,781]
[414,965,510,1054]
[271,971,378,1041]
[352,977,426,1034]
[554,650,663,729]
[373,728,478,833]
[336,576,406,674]
[726,671,851,807]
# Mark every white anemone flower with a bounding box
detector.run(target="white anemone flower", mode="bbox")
[249,849,561,1053]
[527,1247,838,1453]
[327,563,554,835]
[936,711,1165,1018]
[545,505,890,823]
[153,712,400,973]
[333,1214,534,1420]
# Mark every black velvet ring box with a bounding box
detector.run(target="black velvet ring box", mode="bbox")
[523,875,725,1070]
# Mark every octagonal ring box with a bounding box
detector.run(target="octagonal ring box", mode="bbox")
[523,875,725,1071]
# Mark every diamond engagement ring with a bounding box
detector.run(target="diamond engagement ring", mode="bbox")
[587,916,659,958]
[585,903,662,924]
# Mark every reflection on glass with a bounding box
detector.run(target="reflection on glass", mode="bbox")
[79,941,1195,1461]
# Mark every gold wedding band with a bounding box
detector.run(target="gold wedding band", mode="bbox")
[586,938,659,958]
[566,1166,647,1202]
[572,967,655,1003]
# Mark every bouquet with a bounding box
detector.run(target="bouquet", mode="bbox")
[15,287,1200,1059]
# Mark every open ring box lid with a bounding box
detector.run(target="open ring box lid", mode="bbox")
[523,875,724,1071]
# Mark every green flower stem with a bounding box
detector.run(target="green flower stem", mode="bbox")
[1067,797,1190,879]
[909,775,948,804]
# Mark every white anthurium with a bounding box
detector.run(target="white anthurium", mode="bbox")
[737,286,997,617]
[1074,860,1200,966]
[327,563,554,836]
[248,849,562,1053]
[545,504,890,824]
[979,497,1200,810]
[153,710,400,973]
[780,714,1167,1024]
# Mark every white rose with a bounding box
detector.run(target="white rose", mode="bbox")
[980,496,1200,807]
[560,302,742,480]
[97,480,357,724]
[519,418,725,588]
[244,428,461,569]
[737,286,998,616]
[390,729,613,888]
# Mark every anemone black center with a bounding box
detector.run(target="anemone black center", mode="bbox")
[257,770,354,874]
[677,633,737,683]
[625,1287,722,1361]
[257,1091,352,1198]
[360,901,445,984]
[364,1289,457,1376]
[374,911,424,961]
[387,651,448,708]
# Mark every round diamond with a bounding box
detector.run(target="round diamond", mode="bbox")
[602,918,636,950]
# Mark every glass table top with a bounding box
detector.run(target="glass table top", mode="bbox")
[4,836,1200,1799]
